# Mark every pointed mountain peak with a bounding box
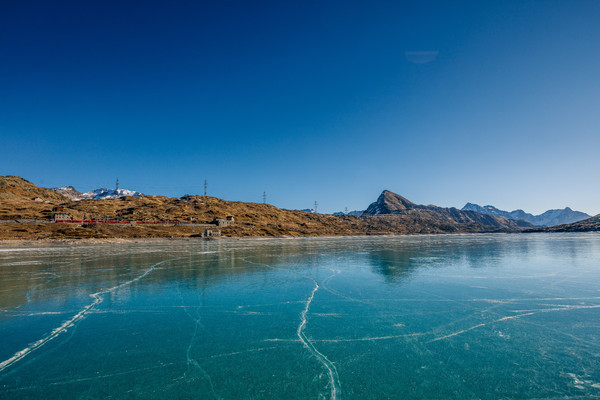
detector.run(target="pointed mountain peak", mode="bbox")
[378,190,415,210]
[363,190,416,216]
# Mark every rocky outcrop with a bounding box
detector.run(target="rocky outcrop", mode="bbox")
[363,191,416,215]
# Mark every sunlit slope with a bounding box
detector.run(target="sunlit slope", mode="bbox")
[0,176,528,239]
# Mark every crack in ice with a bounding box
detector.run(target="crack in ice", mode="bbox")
[298,279,341,400]
[176,281,220,400]
[183,307,220,400]
[0,258,175,374]
[429,312,537,342]
[430,302,600,343]
[241,256,343,398]
[313,333,424,342]
[24,272,60,303]
[320,269,374,306]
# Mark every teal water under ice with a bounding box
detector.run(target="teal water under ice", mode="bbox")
[1,234,600,399]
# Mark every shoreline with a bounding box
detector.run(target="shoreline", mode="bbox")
[1,230,596,247]
[0,233,478,247]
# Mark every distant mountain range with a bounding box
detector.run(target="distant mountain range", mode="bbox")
[4,174,597,241]
[43,183,595,228]
[361,190,532,230]
[462,203,590,227]
[52,186,143,201]
[1,177,533,239]
[332,210,364,217]
[534,214,600,232]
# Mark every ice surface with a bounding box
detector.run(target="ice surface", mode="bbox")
[1,234,600,399]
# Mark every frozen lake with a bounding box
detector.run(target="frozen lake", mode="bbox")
[1,234,600,399]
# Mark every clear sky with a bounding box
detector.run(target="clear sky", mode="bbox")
[1,1,599,215]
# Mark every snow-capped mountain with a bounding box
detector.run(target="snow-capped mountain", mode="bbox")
[462,203,590,227]
[81,188,143,200]
[332,210,364,217]
[51,186,143,200]
[537,213,600,232]
[52,186,84,200]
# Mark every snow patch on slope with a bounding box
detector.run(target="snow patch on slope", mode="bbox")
[81,188,142,200]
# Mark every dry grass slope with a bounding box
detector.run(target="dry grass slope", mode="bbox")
[0,175,528,240]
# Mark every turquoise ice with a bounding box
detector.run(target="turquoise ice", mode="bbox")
[1,234,600,399]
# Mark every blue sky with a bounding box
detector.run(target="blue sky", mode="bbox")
[1,1,599,215]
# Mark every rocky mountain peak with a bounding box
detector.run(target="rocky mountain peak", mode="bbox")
[363,190,416,216]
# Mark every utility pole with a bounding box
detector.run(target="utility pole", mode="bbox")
[314,201,318,214]
[263,191,267,204]
[115,178,119,191]
[204,180,207,196]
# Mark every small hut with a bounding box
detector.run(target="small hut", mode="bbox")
[213,216,235,227]
[51,206,73,221]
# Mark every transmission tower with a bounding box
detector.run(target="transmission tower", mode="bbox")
[345,207,348,214]
[263,191,267,204]
[115,178,119,191]
[204,180,207,196]
[314,201,318,214]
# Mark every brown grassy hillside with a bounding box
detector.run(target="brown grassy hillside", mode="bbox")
[0,176,68,202]
[0,176,528,240]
